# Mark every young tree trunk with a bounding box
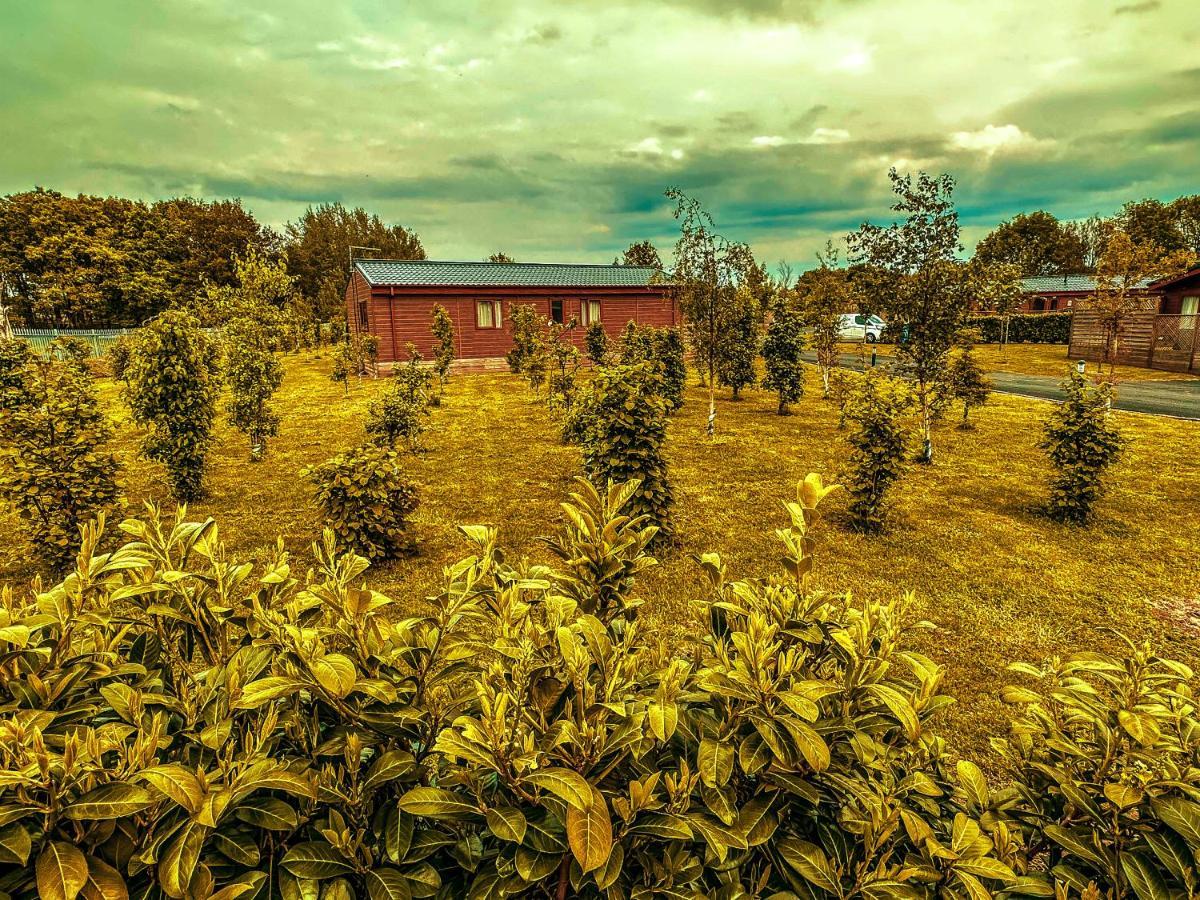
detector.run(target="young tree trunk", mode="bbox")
[778,394,789,416]
[821,366,830,398]
[918,383,933,464]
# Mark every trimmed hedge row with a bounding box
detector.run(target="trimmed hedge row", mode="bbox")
[966,312,1072,344]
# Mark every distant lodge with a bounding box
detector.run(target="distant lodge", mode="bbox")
[344,259,1200,375]
[1024,269,1200,374]
[345,259,675,365]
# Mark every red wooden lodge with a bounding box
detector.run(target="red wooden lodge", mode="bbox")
[345,259,676,365]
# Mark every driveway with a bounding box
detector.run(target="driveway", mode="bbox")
[800,351,1200,420]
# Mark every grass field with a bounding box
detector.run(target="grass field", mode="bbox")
[843,341,1200,382]
[2,352,1198,762]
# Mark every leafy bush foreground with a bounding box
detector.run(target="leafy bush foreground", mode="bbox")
[0,477,1196,900]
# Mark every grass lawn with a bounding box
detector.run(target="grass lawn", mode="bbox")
[2,352,1198,762]
[841,341,1200,382]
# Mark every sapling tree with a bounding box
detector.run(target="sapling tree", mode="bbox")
[0,341,121,571]
[716,282,761,399]
[666,187,756,435]
[430,303,455,397]
[331,341,353,394]
[506,303,548,391]
[797,245,854,397]
[848,169,972,464]
[224,316,283,459]
[359,332,380,377]
[124,309,220,501]
[581,362,674,544]
[761,297,805,414]
[584,319,609,365]
[946,331,991,429]
[842,370,911,532]
[968,259,1023,354]
[366,348,432,452]
[302,443,420,560]
[1040,370,1125,525]
[546,320,581,414]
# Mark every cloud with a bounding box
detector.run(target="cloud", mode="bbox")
[1115,0,1160,13]
[0,0,1194,271]
[949,124,1049,156]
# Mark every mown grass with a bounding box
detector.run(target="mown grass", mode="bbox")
[846,341,1200,382]
[2,352,1198,762]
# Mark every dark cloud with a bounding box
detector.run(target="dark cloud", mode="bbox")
[1114,0,1160,13]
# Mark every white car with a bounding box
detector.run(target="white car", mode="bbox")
[838,313,886,343]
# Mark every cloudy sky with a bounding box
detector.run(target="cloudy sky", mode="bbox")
[2,0,1197,268]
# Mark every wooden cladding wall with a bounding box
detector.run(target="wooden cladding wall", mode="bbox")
[344,283,676,363]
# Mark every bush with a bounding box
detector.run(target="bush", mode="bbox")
[584,319,610,365]
[841,369,911,532]
[581,362,674,543]
[761,300,805,414]
[966,312,1072,344]
[331,340,354,393]
[947,342,991,429]
[46,334,92,369]
[224,317,283,459]
[359,332,380,376]
[0,341,121,571]
[0,478,1193,899]
[108,334,133,381]
[366,350,432,451]
[507,303,546,384]
[619,322,686,411]
[302,442,419,560]
[715,288,760,399]
[1040,371,1124,525]
[124,309,220,502]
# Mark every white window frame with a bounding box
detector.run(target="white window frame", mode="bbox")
[476,300,503,329]
[582,299,601,325]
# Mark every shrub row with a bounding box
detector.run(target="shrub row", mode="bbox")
[966,312,1072,344]
[0,478,1192,900]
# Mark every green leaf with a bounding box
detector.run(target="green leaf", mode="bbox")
[139,764,204,814]
[64,783,155,820]
[36,841,89,900]
[81,855,129,900]
[158,820,206,899]
[363,750,417,793]
[957,760,989,808]
[1120,852,1170,900]
[524,768,594,811]
[485,806,527,844]
[234,676,304,709]
[955,857,1017,882]
[868,684,920,740]
[280,842,356,880]
[311,653,357,699]
[234,796,299,831]
[1152,796,1200,846]
[365,868,413,900]
[397,787,479,820]
[698,738,733,788]
[1042,825,1107,868]
[0,822,31,865]
[778,837,842,897]
[1118,710,1161,747]
[566,785,613,873]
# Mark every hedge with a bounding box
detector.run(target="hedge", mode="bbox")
[966,312,1072,344]
[1,478,1195,900]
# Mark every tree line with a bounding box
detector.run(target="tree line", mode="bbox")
[0,191,425,328]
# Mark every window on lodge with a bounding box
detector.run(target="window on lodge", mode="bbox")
[475,300,503,329]
[550,299,564,324]
[581,299,601,325]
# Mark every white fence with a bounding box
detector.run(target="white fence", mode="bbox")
[11,327,136,356]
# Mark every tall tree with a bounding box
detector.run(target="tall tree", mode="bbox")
[614,240,663,269]
[761,298,805,415]
[665,187,756,435]
[1089,226,1191,373]
[972,211,1087,275]
[1169,195,1200,262]
[154,197,279,293]
[848,169,971,464]
[1117,198,1188,254]
[487,252,516,263]
[284,203,425,316]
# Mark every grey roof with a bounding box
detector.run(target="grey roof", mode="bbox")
[1020,274,1156,293]
[354,259,664,288]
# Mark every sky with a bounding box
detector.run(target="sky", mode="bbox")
[1,0,1197,269]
